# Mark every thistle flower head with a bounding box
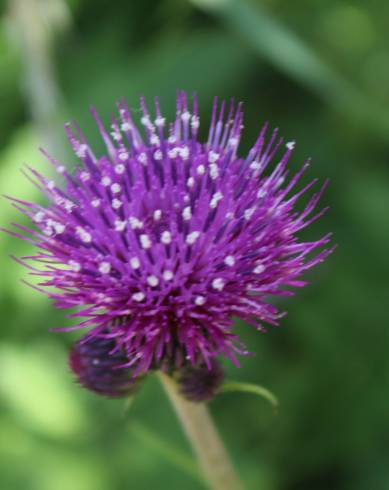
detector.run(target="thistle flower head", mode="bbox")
[6,92,332,378]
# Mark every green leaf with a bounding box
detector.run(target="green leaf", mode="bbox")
[0,342,89,439]
[219,380,279,410]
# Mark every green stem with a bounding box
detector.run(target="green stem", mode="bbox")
[158,372,244,490]
[9,0,69,154]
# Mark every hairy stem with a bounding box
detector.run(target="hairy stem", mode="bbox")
[159,372,244,490]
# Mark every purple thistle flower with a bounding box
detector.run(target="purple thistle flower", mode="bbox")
[5,92,333,378]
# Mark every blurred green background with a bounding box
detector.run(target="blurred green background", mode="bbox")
[1,0,389,489]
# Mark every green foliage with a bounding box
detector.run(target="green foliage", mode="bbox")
[1,1,389,489]
[219,380,279,409]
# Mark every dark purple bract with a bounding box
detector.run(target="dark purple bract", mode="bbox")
[69,333,141,397]
[176,359,225,402]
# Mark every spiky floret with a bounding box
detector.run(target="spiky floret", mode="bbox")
[5,92,332,377]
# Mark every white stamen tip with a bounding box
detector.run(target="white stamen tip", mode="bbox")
[161,231,172,245]
[112,199,122,209]
[253,264,265,274]
[154,149,163,160]
[115,164,125,174]
[191,116,200,129]
[119,152,129,161]
[129,217,143,230]
[138,153,148,165]
[187,177,195,188]
[276,177,285,188]
[111,183,121,193]
[182,206,192,221]
[208,151,219,163]
[140,234,151,249]
[163,270,173,281]
[132,291,145,302]
[150,135,160,146]
[33,211,45,223]
[121,122,132,131]
[76,144,88,158]
[224,255,235,266]
[111,131,121,141]
[91,198,101,208]
[195,295,206,305]
[244,207,256,220]
[180,146,189,160]
[101,176,111,187]
[186,231,200,245]
[196,165,205,175]
[286,141,295,150]
[250,161,262,171]
[147,275,159,287]
[153,209,162,221]
[209,163,219,180]
[53,222,65,234]
[63,200,75,212]
[80,171,90,182]
[99,262,111,274]
[130,257,140,269]
[114,220,126,232]
[212,278,225,291]
[76,227,92,243]
[155,117,165,127]
[168,148,178,159]
[210,192,223,209]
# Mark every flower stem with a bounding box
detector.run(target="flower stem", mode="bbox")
[158,372,244,490]
[9,0,69,155]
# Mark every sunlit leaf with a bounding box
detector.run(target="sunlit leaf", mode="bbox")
[0,342,89,439]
